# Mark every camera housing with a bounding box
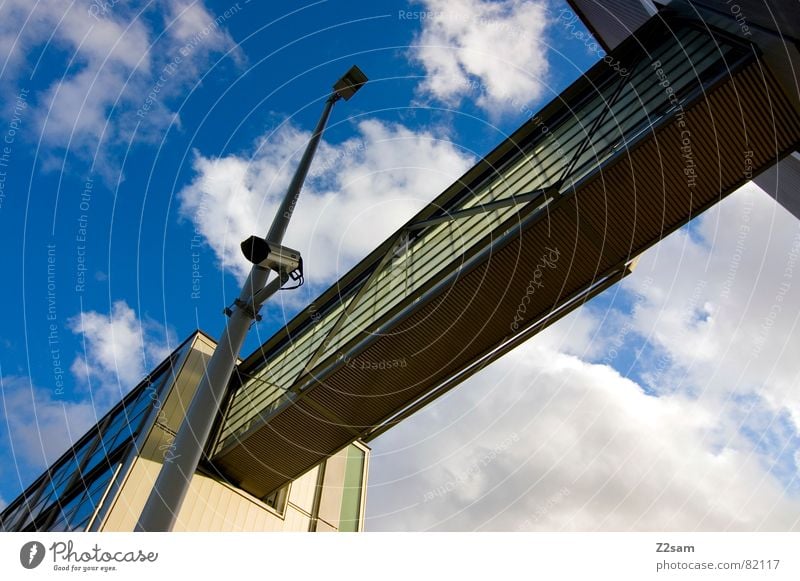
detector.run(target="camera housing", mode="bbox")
[241,235,302,275]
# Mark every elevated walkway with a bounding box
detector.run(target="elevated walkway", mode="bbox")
[210,13,800,498]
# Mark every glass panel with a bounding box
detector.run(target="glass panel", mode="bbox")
[106,424,136,454]
[262,485,289,516]
[0,500,28,531]
[44,432,94,494]
[43,490,82,532]
[123,385,155,422]
[37,461,118,532]
[81,442,112,477]
[64,463,117,531]
[47,514,70,533]
[338,445,365,532]
[24,489,58,526]
[220,294,355,443]
[82,407,131,474]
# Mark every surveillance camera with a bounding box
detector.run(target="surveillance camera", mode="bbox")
[241,235,302,275]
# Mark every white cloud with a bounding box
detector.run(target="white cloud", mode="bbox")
[0,375,95,474]
[410,0,550,114]
[366,185,800,531]
[166,0,231,47]
[0,0,239,165]
[621,184,800,431]
[178,118,476,297]
[67,300,174,406]
[367,330,800,531]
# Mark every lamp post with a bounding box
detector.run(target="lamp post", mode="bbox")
[136,65,368,532]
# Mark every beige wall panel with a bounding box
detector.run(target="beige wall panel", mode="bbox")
[288,466,319,514]
[214,488,232,530]
[282,506,311,532]
[100,457,160,531]
[174,470,291,531]
[104,455,297,531]
[315,520,337,533]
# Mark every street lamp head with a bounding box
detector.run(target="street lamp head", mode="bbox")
[333,65,368,101]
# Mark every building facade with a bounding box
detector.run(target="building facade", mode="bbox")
[0,332,369,532]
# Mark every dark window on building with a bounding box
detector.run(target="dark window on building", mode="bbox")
[262,485,289,516]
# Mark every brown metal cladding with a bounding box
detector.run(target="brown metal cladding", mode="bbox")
[218,400,357,498]
[213,60,800,497]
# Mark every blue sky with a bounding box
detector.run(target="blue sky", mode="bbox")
[1,0,799,531]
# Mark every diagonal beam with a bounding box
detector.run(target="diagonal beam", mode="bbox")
[296,232,406,378]
[557,59,639,187]
[406,188,550,231]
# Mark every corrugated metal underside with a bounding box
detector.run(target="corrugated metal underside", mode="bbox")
[213,61,800,498]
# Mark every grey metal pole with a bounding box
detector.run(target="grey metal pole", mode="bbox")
[268,94,338,244]
[135,91,343,532]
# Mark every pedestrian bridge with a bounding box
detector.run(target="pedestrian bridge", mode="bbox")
[209,11,800,499]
